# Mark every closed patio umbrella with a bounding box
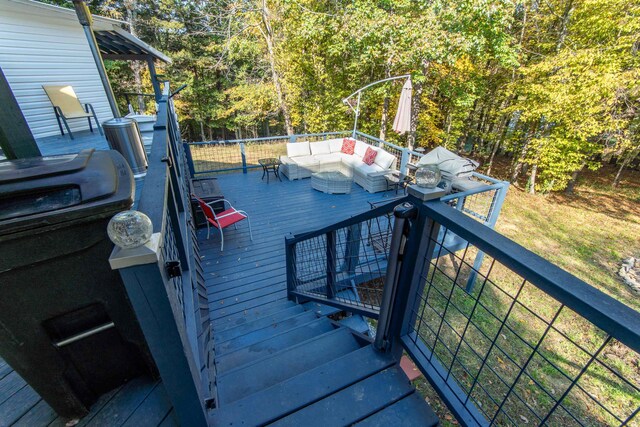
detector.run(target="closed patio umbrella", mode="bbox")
[392,78,412,134]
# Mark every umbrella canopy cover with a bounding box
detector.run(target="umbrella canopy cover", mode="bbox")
[392,78,412,134]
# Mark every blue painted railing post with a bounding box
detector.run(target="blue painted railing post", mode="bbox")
[400,148,410,175]
[183,142,196,177]
[110,245,208,427]
[285,235,298,302]
[240,142,247,174]
[289,135,296,143]
[326,231,337,300]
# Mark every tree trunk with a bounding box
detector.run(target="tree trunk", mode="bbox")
[528,163,537,194]
[459,99,479,152]
[511,126,532,183]
[613,146,640,187]
[199,121,206,142]
[407,59,430,150]
[565,162,586,194]
[556,0,574,52]
[261,0,294,135]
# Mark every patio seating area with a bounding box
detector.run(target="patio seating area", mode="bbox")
[199,171,388,319]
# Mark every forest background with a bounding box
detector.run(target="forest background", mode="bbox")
[43,0,640,194]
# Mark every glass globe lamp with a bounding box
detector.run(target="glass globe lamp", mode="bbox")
[415,164,441,189]
[107,210,153,249]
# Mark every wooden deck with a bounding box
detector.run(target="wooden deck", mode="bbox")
[0,171,437,426]
[199,171,391,319]
[0,357,177,427]
[200,172,438,426]
[36,130,110,157]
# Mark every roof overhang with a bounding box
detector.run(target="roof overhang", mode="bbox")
[11,0,171,64]
[95,27,172,64]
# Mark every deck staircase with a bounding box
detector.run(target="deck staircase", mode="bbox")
[208,299,438,426]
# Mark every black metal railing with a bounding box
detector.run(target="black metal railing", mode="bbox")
[398,200,640,426]
[285,192,640,427]
[110,83,212,426]
[286,198,406,318]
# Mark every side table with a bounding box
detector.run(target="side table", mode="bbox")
[384,171,413,195]
[258,158,282,183]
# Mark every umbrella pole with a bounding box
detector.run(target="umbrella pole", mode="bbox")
[352,92,361,139]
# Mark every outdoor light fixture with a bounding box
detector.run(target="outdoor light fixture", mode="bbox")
[107,210,153,249]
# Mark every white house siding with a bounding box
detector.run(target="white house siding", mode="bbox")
[0,0,116,139]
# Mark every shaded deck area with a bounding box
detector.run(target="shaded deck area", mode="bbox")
[0,357,176,427]
[36,130,110,157]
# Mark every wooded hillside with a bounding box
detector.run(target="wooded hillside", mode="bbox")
[45,0,640,193]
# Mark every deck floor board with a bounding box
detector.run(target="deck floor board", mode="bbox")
[199,172,388,320]
[0,357,175,427]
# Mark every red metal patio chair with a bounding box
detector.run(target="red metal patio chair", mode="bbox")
[192,194,253,251]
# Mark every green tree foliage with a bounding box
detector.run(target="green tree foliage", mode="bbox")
[50,0,640,191]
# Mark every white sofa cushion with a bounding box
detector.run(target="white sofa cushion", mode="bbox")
[354,140,368,157]
[310,141,331,155]
[293,155,319,167]
[328,138,344,153]
[354,163,384,175]
[287,141,311,158]
[314,153,342,163]
[374,148,396,169]
[337,152,360,167]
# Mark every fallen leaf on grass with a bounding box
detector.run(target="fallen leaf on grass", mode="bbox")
[520,415,529,423]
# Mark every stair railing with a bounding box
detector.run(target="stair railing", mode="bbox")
[285,185,640,426]
[285,198,407,318]
[381,194,640,427]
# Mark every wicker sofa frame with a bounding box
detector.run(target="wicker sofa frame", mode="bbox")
[280,138,397,193]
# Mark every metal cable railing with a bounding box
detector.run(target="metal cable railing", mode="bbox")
[185,132,351,176]
[285,199,406,318]
[401,201,640,427]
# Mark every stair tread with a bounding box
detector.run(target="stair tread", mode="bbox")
[355,392,439,427]
[302,301,342,317]
[210,345,395,426]
[338,315,371,335]
[215,311,318,355]
[212,300,294,332]
[214,305,305,342]
[217,328,361,405]
[215,318,335,373]
[268,366,414,427]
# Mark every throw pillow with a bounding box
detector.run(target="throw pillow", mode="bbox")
[341,138,356,155]
[363,147,378,165]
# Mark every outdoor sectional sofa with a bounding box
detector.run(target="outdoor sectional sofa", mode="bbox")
[280,138,397,193]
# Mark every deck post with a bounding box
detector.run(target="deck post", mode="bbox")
[374,203,417,351]
[400,148,410,175]
[110,242,208,427]
[184,143,197,177]
[285,235,298,302]
[326,231,337,300]
[240,142,248,174]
